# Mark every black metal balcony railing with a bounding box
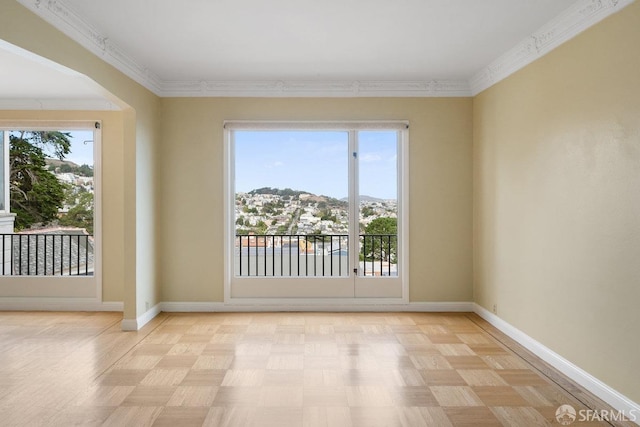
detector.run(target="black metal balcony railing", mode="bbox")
[235,234,397,277]
[1,233,94,276]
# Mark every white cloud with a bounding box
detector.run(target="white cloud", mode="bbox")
[360,153,382,162]
[265,161,284,169]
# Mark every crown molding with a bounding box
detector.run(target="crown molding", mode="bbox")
[160,79,472,98]
[0,97,120,111]
[16,0,163,94]
[16,0,637,99]
[470,0,636,95]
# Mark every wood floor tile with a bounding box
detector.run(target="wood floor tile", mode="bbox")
[458,369,510,386]
[490,406,551,426]
[481,354,530,370]
[203,407,257,427]
[258,385,304,406]
[444,407,503,426]
[513,385,556,407]
[180,369,227,386]
[414,407,454,426]
[445,355,490,370]
[430,386,484,406]
[346,385,394,407]
[264,369,306,386]
[166,385,218,406]
[155,354,198,368]
[472,385,531,406]
[192,355,233,370]
[73,385,135,406]
[303,386,349,406]
[305,369,344,387]
[100,369,151,386]
[389,386,439,406]
[350,407,402,427]
[498,369,552,386]
[211,386,261,406]
[102,406,162,427]
[411,354,453,370]
[48,406,115,427]
[121,386,176,406]
[303,407,352,427]
[221,369,265,386]
[140,368,189,386]
[132,344,174,356]
[114,355,162,369]
[152,406,209,427]
[0,311,623,427]
[435,343,476,356]
[419,369,468,386]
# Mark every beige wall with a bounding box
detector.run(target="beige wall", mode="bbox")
[0,0,162,319]
[159,98,473,303]
[474,2,640,403]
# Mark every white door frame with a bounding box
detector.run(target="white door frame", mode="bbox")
[223,121,409,306]
[0,121,102,302]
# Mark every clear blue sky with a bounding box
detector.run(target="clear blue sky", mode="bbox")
[10,129,94,166]
[235,130,398,200]
[61,130,94,166]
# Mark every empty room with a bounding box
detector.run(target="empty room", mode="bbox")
[0,0,638,425]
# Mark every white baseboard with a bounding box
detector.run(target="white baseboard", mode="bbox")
[160,301,474,313]
[0,297,123,312]
[121,303,161,331]
[473,303,640,424]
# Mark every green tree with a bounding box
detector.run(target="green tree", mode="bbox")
[76,164,94,177]
[361,217,397,263]
[10,131,71,230]
[254,220,268,234]
[60,191,94,234]
[361,206,375,217]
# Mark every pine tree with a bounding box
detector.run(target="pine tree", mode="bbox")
[9,131,71,230]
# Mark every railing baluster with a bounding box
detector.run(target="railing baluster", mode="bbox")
[86,235,89,276]
[231,233,392,279]
[288,236,292,277]
[388,235,392,276]
[35,234,38,275]
[279,235,283,276]
[43,235,47,275]
[77,235,81,275]
[297,236,300,277]
[19,235,23,275]
[68,235,72,276]
[379,235,383,277]
[238,236,242,276]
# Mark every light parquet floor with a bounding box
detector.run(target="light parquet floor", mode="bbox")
[0,311,633,426]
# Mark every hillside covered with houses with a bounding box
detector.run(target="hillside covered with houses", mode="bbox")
[235,187,397,236]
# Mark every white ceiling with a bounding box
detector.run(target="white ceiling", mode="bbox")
[62,0,573,82]
[0,40,120,110]
[1,0,634,103]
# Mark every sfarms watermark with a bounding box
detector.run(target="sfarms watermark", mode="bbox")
[555,404,638,425]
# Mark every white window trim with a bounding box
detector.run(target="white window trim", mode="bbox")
[223,121,410,306]
[0,120,102,302]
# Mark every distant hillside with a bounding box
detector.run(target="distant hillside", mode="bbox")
[249,187,306,197]
[45,158,79,169]
[45,158,93,177]
[245,187,347,207]
[340,195,388,203]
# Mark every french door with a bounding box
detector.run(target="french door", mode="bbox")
[225,122,408,301]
